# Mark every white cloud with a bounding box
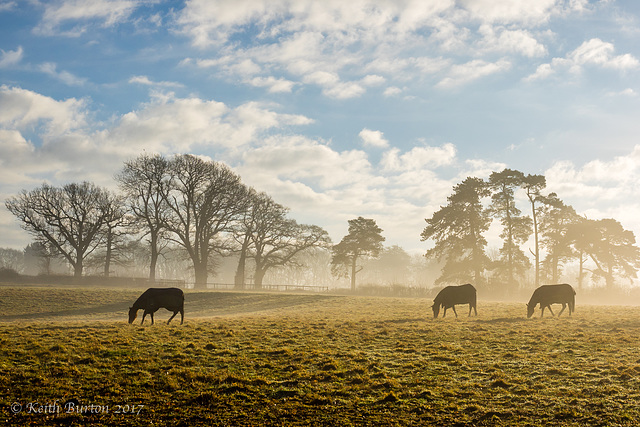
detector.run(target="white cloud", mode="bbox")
[570,38,639,70]
[38,62,87,86]
[0,85,88,136]
[383,86,402,97]
[361,74,385,86]
[437,59,511,88]
[477,25,547,57]
[381,143,457,171]
[248,76,297,93]
[0,46,23,68]
[524,62,555,81]
[459,0,564,26]
[34,0,141,36]
[359,128,389,149]
[129,75,184,88]
[107,94,313,156]
[239,135,378,191]
[0,2,17,12]
[303,71,365,99]
[174,1,570,97]
[525,38,639,81]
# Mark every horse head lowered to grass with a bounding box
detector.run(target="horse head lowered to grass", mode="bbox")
[432,284,477,319]
[527,284,575,318]
[128,287,184,325]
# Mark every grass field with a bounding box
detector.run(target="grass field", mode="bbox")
[2,286,640,426]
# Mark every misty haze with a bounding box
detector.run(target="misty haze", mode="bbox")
[3,1,640,426]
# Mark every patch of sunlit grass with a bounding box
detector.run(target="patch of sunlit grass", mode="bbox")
[2,289,640,425]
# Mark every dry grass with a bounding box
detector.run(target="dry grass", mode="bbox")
[2,286,640,425]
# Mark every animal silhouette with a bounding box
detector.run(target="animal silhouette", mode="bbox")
[527,284,575,318]
[128,287,184,325]
[432,284,477,318]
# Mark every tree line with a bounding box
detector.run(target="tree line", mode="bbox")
[4,154,331,289]
[4,159,640,292]
[421,169,640,291]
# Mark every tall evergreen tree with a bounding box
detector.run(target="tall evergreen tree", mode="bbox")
[538,193,579,284]
[421,177,491,286]
[487,169,532,288]
[331,217,385,291]
[522,174,546,287]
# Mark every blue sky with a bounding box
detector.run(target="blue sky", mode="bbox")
[1,0,640,255]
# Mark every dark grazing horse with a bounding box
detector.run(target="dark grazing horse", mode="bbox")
[527,284,575,318]
[128,287,184,325]
[432,284,477,318]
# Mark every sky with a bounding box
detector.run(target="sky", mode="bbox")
[1,0,640,257]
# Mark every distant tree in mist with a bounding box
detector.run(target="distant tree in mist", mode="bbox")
[163,154,250,288]
[234,191,331,289]
[522,174,546,287]
[538,193,580,284]
[0,247,23,273]
[5,182,112,277]
[331,217,385,291]
[98,192,129,277]
[487,169,532,288]
[567,217,640,288]
[231,189,268,289]
[364,245,412,286]
[421,177,491,286]
[116,154,171,282]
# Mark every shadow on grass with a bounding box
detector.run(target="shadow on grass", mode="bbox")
[476,317,528,324]
[0,291,344,322]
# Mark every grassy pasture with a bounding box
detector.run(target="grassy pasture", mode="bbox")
[2,286,640,426]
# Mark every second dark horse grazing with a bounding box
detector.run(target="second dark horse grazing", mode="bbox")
[128,287,184,325]
[432,284,477,318]
[527,284,575,318]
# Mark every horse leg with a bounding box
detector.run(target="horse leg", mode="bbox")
[167,310,178,325]
[442,307,447,318]
[547,305,555,317]
[558,303,566,316]
[452,306,458,318]
[150,311,154,325]
[141,311,147,325]
[180,309,184,325]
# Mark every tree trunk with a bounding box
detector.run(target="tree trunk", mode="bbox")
[149,233,158,282]
[350,256,357,292]
[254,267,266,290]
[531,202,539,288]
[578,251,585,290]
[104,228,112,278]
[194,262,208,289]
[73,259,83,277]
[235,250,247,290]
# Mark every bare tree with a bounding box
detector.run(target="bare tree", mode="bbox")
[231,188,261,289]
[95,192,129,277]
[116,154,171,282]
[233,191,330,289]
[163,155,249,288]
[5,182,111,277]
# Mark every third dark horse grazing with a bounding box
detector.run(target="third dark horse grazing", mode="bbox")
[527,284,575,318]
[128,287,184,325]
[432,284,477,318]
